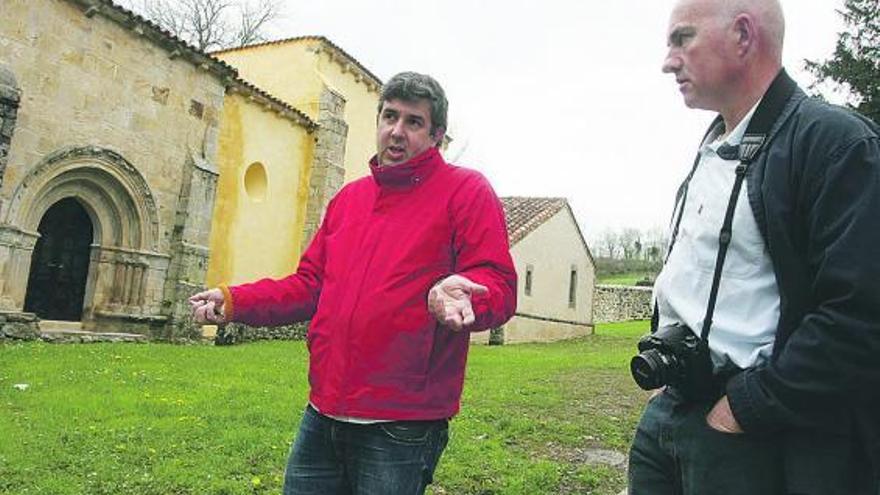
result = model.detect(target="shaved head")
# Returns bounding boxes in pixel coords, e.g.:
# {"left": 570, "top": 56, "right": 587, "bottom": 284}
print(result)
{"left": 722, "top": 0, "right": 785, "bottom": 60}
{"left": 671, "top": 0, "right": 785, "bottom": 61}
{"left": 664, "top": 0, "right": 786, "bottom": 127}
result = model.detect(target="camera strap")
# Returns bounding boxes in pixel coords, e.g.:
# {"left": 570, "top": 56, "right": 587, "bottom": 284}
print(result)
{"left": 654, "top": 70, "right": 797, "bottom": 341}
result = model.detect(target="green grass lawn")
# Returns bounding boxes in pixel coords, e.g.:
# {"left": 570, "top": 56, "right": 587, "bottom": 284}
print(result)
{"left": 597, "top": 273, "right": 653, "bottom": 286}
{"left": 0, "top": 321, "right": 650, "bottom": 495}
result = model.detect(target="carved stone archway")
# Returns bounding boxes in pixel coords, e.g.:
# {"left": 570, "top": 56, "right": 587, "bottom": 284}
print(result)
{"left": 6, "top": 146, "right": 160, "bottom": 250}
{"left": 0, "top": 147, "right": 169, "bottom": 331}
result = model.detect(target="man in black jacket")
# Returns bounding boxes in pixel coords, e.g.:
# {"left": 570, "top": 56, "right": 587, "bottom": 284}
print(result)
{"left": 627, "top": 0, "right": 880, "bottom": 493}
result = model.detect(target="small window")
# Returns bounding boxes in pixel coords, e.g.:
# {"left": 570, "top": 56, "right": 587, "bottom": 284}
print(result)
{"left": 568, "top": 266, "right": 577, "bottom": 308}
{"left": 244, "top": 162, "right": 268, "bottom": 201}
{"left": 524, "top": 265, "right": 533, "bottom": 296}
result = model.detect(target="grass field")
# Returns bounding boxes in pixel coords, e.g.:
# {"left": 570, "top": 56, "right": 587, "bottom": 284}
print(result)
{"left": 0, "top": 321, "right": 649, "bottom": 495}
{"left": 596, "top": 273, "right": 654, "bottom": 287}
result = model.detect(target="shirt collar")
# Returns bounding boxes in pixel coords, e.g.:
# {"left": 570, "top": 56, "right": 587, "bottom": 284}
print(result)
{"left": 369, "top": 147, "right": 444, "bottom": 188}
{"left": 702, "top": 99, "right": 762, "bottom": 157}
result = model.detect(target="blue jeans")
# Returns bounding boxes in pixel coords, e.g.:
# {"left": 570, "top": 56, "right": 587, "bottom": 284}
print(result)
{"left": 283, "top": 405, "right": 449, "bottom": 495}
{"left": 628, "top": 390, "right": 783, "bottom": 495}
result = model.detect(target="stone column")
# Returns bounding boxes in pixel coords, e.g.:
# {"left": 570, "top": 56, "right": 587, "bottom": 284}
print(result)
{"left": 0, "top": 64, "right": 21, "bottom": 194}
{"left": 302, "top": 87, "right": 348, "bottom": 249}
{"left": 0, "top": 66, "right": 26, "bottom": 312}
{"left": 0, "top": 225, "right": 39, "bottom": 311}
{"left": 160, "top": 154, "right": 218, "bottom": 340}
{"left": 0, "top": 222, "right": 40, "bottom": 340}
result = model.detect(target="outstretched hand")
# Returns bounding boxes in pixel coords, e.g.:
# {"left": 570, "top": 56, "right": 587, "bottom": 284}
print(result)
{"left": 189, "top": 288, "right": 226, "bottom": 324}
{"left": 428, "top": 274, "right": 489, "bottom": 332}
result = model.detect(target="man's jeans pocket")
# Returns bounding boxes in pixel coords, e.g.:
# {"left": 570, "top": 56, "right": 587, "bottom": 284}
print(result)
{"left": 379, "top": 420, "right": 447, "bottom": 445}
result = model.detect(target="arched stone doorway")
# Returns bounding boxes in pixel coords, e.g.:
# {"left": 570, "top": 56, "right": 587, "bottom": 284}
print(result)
{"left": 23, "top": 197, "right": 94, "bottom": 321}
{"left": 0, "top": 146, "right": 171, "bottom": 334}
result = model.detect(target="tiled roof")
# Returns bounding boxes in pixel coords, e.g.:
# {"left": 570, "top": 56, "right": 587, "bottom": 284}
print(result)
{"left": 230, "top": 78, "right": 317, "bottom": 131}
{"left": 211, "top": 35, "right": 383, "bottom": 90}
{"left": 501, "top": 197, "right": 568, "bottom": 246}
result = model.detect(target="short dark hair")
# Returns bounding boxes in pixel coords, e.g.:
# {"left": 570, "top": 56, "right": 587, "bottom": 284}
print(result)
{"left": 378, "top": 72, "right": 448, "bottom": 137}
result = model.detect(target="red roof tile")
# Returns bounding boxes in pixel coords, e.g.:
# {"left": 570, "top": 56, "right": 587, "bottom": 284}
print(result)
{"left": 501, "top": 197, "right": 568, "bottom": 246}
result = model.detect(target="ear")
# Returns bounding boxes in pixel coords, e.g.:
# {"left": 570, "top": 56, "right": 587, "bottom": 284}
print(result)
{"left": 732, "top": 13, "right": 756, "bottom": 57}
{"left": 432, "top": 127, "right": 446, "bottom": 147}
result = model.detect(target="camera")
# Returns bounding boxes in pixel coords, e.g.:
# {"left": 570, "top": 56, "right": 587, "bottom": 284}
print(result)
{"left": 630, "top": 324, "right": 716, "bottom": 401}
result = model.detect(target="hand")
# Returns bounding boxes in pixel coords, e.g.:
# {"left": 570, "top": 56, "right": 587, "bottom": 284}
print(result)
{"left": 706, "top": 395, "right": 744, "bottom": 433}
{"left": 427, "top": 275, "right": 489, "bottom": 332}
{"left": 189, "top": 288, "right": 227, "bottom": 324}
{"left": 648, "top": 387, "right": 666, "bottom": 402}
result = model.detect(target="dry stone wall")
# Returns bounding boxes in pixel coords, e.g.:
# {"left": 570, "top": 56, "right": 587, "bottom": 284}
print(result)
{"left": 593, "top": 285, "right": 652, "bottom": 323}
{"left": 0, "top": 311, "right": 38, "bottom": 340}
{"left": 214, "top": 322, "right": 308, "bottom": 345}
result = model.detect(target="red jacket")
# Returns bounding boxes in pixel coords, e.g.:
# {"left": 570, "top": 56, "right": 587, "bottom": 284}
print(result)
{"left": 223, "top": 148, "right": 516, "bottom": 420}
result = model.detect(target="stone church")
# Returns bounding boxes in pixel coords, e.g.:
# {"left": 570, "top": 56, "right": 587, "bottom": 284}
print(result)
{"left": 0, "top": 0, "right": 378, "bottom": 340}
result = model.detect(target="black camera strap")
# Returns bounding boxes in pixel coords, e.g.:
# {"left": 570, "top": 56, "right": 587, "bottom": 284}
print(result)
{"left": 698, "top": 146, "right": 758, "bottom": 339}
{"left": 654, "top": 70, "right": 797, "bottom": 343}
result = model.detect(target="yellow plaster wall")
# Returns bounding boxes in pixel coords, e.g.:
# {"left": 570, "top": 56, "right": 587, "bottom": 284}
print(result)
{"left": 214, "top": 39, "right": 380, "bottom": 182}
{"left": 215, "top": 43, "right": 323, "bottom": 116}
{"left": 206, "top": 92, "right": 314, "bottom": 286}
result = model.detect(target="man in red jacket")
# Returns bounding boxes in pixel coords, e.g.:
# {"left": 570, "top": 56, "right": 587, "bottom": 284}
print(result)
{"left": 190, "top": 72, "right": 517, "bottom": 495}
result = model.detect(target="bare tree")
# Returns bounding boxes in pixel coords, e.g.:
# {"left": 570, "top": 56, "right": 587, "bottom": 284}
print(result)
{"left": 236, "top": 0, "right": 282, "bottom": 47}
{"left": 598, "top": 228, "right": 620, "bottom": 259}
{"left": 643, "top": 226, "right": 669, "bottom": 262}
{"left": 120, "top": 0, "right": 282, "bottom": 51}
{"left": 619, "top": 228, "right": 641, "bottom": 260}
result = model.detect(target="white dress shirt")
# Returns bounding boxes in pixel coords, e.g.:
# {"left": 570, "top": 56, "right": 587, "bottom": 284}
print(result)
{"left": 654, "top": 104, "right": 780, "bottom": 370}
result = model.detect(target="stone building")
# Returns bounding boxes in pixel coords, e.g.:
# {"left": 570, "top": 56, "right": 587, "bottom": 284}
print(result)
{"left": 0, "top": 0, "right": 349, "bottom": 340}
{"left": 473, "top": 197, "right": 597, "bottom": 344}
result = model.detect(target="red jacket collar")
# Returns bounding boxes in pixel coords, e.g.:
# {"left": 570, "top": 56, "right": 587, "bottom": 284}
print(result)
{"left": 369, "top": 147, "right": 444, "bottom": 188}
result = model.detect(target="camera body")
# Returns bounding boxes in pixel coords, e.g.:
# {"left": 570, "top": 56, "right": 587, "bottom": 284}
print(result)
{"left": 630, "top": 324, "right": 717, "bottom": 402}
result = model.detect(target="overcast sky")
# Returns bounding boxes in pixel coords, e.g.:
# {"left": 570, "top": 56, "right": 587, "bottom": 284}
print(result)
{"left": 265, "top": 1, "right": 847, "bottom": 240}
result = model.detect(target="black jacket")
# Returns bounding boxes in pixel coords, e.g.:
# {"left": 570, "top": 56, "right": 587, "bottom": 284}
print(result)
{"left": 721, "top": 71, "right": 880, "bottom": 494}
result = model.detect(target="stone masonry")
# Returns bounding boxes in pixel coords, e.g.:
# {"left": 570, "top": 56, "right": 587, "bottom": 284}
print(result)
{"left": 0, "top": 64, "right": 20, "bottom": 192}
{"left": 0, "top": 0, "right": 230, "bottom": 340}
{"left": 0, "top": 1, "right": 355, "bottom": 342}
{"left": 159, "top": 154, "right": 219, "bottom": 341}
{"left": 302, "top": 88, "right": 348, "bottom": 248}
{"left": 0, "top": 310, "right": 39, "bottom": 341}
{"left": 593, "top": 285, "right": 653, "bottom": 323}
{"left": 215, "top": 321, "right": 308, "bottom": 345}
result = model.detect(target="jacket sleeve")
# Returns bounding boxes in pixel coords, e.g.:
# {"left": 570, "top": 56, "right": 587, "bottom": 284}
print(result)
{"left": 448, "top": 172, "right": 518, "bottom": 332}
{"left": 223, "top": 202, "right": 333, "bottom": 327}
{"left": 727, "top": 133, "right": 880, "bottom": 433}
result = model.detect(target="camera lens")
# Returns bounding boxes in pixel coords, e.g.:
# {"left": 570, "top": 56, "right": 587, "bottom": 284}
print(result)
{"left": 630, "top": 349, "right": 673, "bottom": 390}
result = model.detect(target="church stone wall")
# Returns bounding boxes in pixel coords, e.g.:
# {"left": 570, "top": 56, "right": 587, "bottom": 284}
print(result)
{"left": 0, "top": 0, "right": 229, "bottom": 338}
{"left": 0, "top": 64, "right": 20, "bottom": 191}
{"left": 0, "top": 0, "right": 225, "bottom": 242}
